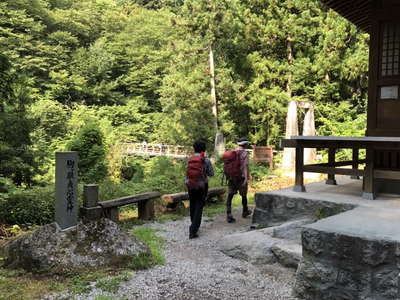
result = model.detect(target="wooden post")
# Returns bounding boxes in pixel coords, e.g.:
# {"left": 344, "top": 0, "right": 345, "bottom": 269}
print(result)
{"left": 293, "top": 147, "right": 305, "bottom": 192}
{"left": 326, "top": 148, "right": 337, "bottom": 185}
{"left": 363, "top": 147, "right": 375, "bottom": 200}
{"left": 351, "top": 148, "right": 360, "bottom": 180}
{"left": 138, "top": 199, "right": 155, "bottom": 220}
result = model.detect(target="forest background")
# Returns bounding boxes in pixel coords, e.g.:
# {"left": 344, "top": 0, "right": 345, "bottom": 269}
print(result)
{"left": 0, "top": 0, "right": 369, "bottom": 226}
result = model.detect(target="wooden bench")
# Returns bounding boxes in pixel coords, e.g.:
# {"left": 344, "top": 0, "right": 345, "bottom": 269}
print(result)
{"left": 162, "top": 187, "right": 226, "bottom": 207}
{"left": 99, "top": 192, "right": 160, "bottom": 222}
{"left": 80, "top": 184, "right": 160, "bottom": 222}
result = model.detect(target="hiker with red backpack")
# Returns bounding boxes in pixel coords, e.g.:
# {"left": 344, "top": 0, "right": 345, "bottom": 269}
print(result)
{"left": 222, "top": 138, "right": 252, "bottom": 223}
{"left": 186, "top": 140, "right": 214, "bottom": 239}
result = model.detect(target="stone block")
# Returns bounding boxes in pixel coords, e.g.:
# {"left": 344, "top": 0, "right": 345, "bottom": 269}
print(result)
{"left": 254, "top": 193, "right": 273, "bottom": 210}
{"left": 372, "top": 266, "right": 399, "bottom": 299}
{"left": 271, "top": 242, "right": 302, "bottom": 268}
{"left": 302, "top": 228, "right": 324, "bottom": 256}
{"left": 83, "top": 184, "right": 99, "bottom": 208}
{"left": 252, "top": 207, "right": 271, "bottom": 226}
{"left": 80, "top": 206, "right": 102, "bottom": 221}
{"left": 272, "top": 217, "right": 314, "bottom": 241}
{"left": 218, "top": 229, "right": 278, "bottom": 265}
{"left": 360, "top": 240, "right": 396, "bottom": 267}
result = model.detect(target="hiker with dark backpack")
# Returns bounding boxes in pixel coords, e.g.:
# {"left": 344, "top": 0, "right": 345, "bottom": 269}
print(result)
{"left": 186, "top": 140, "right": 214, "bottom": 239}
{"left": 222, "top": 138, "right": 252, "bottom": 223}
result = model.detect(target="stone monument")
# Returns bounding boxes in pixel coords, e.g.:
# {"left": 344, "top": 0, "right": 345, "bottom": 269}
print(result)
{"left": 55, "top": 152, "right": 78, "bottom": 230}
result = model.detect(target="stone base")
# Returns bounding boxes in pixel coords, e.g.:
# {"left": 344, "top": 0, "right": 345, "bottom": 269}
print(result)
{"left": 252, "top": 191, "right": 355, "bottom": 227}
{"left": 2, "top": 218, "right": 150, "bottom": 273}
{"left": 295, "top": 218, "right": 400, "bottom": 299}
{"left": 80, "top": 206, "right": 103, "bottom": 220}
{"left": 254, "top": 180, "right": 400, "bottom": 299}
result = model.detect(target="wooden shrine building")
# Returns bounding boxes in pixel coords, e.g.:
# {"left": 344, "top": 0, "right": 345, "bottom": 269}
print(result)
{"left": 282, "top": 0, "right": 400, "bottom": 199}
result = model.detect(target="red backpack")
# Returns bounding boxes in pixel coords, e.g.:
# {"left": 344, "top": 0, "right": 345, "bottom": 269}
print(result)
{"left": 222, "top": 150, "right": 241, "bottom": 178}
{"left": 186, "top": 153, "right": 205, "bottom": 189}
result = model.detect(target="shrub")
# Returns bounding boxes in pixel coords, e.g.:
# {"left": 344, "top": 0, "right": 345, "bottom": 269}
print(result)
{"left": 67, "top": 122, "right": 108, "bottom": 183}
{"left": 120, "top": 160, "right": 144, "bottom": 182}
{"left": 142, "top": 156, "right": 186, "bottom": 194}
{"left": 0, "top": 185, "right": 54, "bottom": 225}
{"left": 249, "top": 161, "right": 272, "bottom": 181}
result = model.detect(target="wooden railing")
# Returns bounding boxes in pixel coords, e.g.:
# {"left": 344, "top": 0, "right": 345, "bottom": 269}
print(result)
{"left": 120, "top": 143, "right": 191, "bottom": 158}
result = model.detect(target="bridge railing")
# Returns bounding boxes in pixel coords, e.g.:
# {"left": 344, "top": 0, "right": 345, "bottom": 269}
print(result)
{"left": 120, "top": 143, "right": 191, "bottom": 158}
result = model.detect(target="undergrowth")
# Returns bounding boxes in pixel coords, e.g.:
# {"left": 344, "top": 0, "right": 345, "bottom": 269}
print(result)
{"left": 130, "top": 227, "right": 165, "bottom": 268}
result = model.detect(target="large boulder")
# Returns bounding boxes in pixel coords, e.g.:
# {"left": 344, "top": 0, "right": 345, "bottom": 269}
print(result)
{"left": 218, "top": 229, "right": 280, "bottom": 265}
{"left": 219, "top": 218, "right": 311, "bottom": 267}
{"left": 270, "top": 217, "right": 314, "bottom": 242}
{"left": 2, "top": 218, "right": 149, "bottom": 273}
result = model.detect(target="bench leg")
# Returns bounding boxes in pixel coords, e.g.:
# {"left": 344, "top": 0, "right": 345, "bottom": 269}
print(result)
{"left": 351, "top": 148, "right": 360, "bottom": 180}
{"left": 362, "top": 147, "right": 375, "bottom": 200}
{"left": 104, "top": 207, "right": 119, "bottom": 222}
{"left": 294, "top": 147, "right": 306, "bottom": 192}
{"left": 326, "top": 148, "right": 337, "bottom": 185}
{"left": 138, "top": 199, "right": 155, "bottom": 220}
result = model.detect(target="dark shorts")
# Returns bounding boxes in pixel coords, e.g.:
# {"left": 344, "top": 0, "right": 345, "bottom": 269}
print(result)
{"left": 227, "top": 176, "right": 248, "bottom": 196}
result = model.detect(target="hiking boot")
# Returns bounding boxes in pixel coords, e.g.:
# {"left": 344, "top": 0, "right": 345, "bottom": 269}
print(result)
{"left": 189, "top": 233, "right": 199, "bottom": 239}
{"left": 227, "top": 215, "right": 236, "bottom": 223}
{"left": 242, "top": 208, "right": 252, "bottom": 218}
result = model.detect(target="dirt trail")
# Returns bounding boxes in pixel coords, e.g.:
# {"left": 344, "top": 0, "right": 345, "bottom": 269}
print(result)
{"left": 77, "top": 207, "right": 299, "bottom": 300}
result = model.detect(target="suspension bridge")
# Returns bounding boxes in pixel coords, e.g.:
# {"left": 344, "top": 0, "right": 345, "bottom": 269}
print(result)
{"left": 120, "top": 143, "right": 191, "bottom": 159}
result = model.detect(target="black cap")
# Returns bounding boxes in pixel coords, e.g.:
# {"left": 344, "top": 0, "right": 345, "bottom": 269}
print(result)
{"left": 237, "top": 138, "right": 251, "bottom": 147}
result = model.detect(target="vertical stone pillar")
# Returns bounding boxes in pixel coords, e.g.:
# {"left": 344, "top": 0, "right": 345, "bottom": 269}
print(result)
{"left": 214, "top": 132, "right": 225, "bottom": 157}
{"left": 81, "top": 184, "right": 102, "bottom": 220}
{"left": 303, "top": 105, "right": 316, "bottom": 164}
{"left": 282, "top": 100, "right": 298, "bottom": 170}
{"left": 55, "top": 152, "right": 79, "bottom": 230}
{"left": 83, "top": 184, "right": 99, "bottom": 208}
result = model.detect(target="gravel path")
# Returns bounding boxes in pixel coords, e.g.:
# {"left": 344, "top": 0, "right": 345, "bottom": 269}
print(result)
{"left": 77, "top": 208, "right": 299, "bottom": 300}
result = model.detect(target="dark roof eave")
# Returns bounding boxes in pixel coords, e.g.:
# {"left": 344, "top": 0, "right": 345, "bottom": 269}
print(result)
{"left": 321, "top": 0, "right": 372, "bottom": 33}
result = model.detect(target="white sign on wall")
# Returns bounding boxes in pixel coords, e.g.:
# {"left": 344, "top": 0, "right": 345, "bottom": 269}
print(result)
{"left": 380, "top": 86, "right": 399, "bottom": 99}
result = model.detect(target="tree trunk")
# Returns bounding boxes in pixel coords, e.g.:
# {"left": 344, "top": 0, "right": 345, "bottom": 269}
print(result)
{"left": 209, "top": 44, "right": 218, "bottom": 133}
{"left": 209, "top": 44, "right": 223, "bottom": 156}
{"left": 286, "top": 38, "right": 293, "bottom": 97}
{"left": 303, "top": 104, "right": 316, "bottom": 164}
{"left": 282, "top": 37, "right": 298, "bottom": 170}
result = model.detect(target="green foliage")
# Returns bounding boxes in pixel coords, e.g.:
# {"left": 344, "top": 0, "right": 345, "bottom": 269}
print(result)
{"left": 130, "top": 227, "right": 165, "bottom": 268}
{"left": 249, "top": 162, "right": 273, "bottom": 181}
{"left": 0, "top": 0, "right": 370, "bottom": 225}
{"left": 67, "top": 122, "right": 108, "bottom": 183}
{"left": 97, "top": 179, "right": 147, "bottom": 202}
{"left": 0, "top": 55, "right": 37, "bottom": 186}
{"left": 142, "top": 156, "right": 186, "bottom": 194}
{"left": 0, "top": 185, "right": 54, "bottom": 225}
{"left": 314, "top": 207, "right": 327, "bottom": 220}
{"left": 95, "top": 271, "right": 131, "bottom": 293}
{"left": 317, "top": 101, "right": 366, "bottom": 161}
